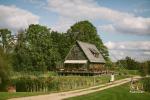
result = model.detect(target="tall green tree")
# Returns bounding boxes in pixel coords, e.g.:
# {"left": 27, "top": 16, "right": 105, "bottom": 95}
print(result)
{"left": 147, "top": 61, "right": 150, "bottom": 74}
{"left": 0, "top": 29, "right": 13, "bottom": 53}
{"left": 13, "top": 31, "right": 29, "bottom": 71}
{"left": 66, "top": 20, "right": 109, "bottom": 61}
{"left": 139, "top": 61, "right": 150, "bottom": 76}
{"left": 14, "top": 24, "right": 60, "bottom": 71}
{"left": 0, "top": 47, "right": 11, "bottom": 91}
{"left": 51, "top": 31, "right": 71, "bottom": 62}
{"left": 116, "top": 56, "right": 139, "bottom": 70}
{"left": 125, "top": 56, "right": 139, "bottom": 70}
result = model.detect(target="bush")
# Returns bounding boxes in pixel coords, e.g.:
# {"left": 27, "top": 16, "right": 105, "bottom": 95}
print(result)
{"left": 142, "top": 77, "right": 150, "bottom": 92}
{"left": 13, "top": 76, "right": 54, "bottom": 92}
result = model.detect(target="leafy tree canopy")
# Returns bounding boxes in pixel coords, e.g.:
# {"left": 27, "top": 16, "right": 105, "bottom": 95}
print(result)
{"left": 14, "top": 24, "right": 61, "bottom": 71}
{"left": 0, "top": 47, "right": 11, "bottom": 91}
{"left": 116, "top": 56, "right": 140, "bottom": 70}
{"left": 51, "top": 31, "right": 71, "bottom": 62}
{"left": 0, "top": 29, "right": 13, "bottom": 53}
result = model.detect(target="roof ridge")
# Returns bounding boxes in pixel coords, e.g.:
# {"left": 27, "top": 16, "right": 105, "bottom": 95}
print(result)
{"left": 76, "top": 40, "right": 95, "bottom": 46}
{"left": 76, "top": 40, "right": 91, "bottom": 62}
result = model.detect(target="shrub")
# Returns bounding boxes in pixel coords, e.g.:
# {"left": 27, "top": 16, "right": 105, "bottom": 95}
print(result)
{"left": 0, "top": 48, "right": 11, "bottom": 91}
{"left": 142, "top": 77, "right": 150, "bottom": 92}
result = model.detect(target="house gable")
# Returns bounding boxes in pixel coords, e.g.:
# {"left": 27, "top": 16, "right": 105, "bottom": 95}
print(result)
{"left": 65, "top": 43, "right": 87, "bottom": 61}
{"left": 64, "top": 41, "right": 105, "bottom": 64}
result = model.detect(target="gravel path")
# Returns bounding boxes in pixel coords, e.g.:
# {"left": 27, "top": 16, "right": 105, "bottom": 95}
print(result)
{"left": 9, "top": 76, "right": 141, "bottom": 100}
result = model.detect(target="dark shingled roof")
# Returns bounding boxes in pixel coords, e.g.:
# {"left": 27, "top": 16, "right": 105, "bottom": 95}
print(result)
{"left": 77, "top": 41, "right": 105, "bottom": 63}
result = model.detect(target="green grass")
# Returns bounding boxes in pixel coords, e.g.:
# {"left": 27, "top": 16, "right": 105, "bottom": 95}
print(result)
{"left": 0, "top": 75, "right": 129, "bottom": 100}
{"left": 66, "top": 83, "right": 150, "bottom": 100}
{"left": 127, "top": 70, "right": 141, "bottom": 75}
{"left": 0, "top": 92, "right": 48, "bottom": 100}
{"left": 117, "top": 69, "right": 140, "bottom": 76}
{"left": 115, "top": 74, "right": 129, "bottom": 80}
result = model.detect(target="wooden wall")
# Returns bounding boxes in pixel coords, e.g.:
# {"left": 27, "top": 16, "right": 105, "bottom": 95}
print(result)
{"left": 89, "top": 63, "right": 105, "bottom": 72}
{"left": 65, "top": 44, "right": 87, "bottom": 60}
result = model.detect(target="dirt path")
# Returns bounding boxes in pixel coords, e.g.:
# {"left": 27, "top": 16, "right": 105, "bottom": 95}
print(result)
{"left": 9, "top": 76, "right": 141, "bottom": 100}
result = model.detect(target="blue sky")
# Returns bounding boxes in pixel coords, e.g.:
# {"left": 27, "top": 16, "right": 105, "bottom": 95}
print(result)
{"left": 0, "top": 0, "right": 150, "bottom": 61}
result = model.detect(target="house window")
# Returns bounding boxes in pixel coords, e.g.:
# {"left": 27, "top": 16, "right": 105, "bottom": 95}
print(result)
{"left": 73, "top": 47, "right": 78, "bottom": 58}
{"left": 89, "top": 48, "right": 99, "bottom": 58}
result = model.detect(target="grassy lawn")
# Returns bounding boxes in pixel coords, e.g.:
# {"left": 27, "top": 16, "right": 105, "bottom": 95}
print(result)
{"left": 66, "top": 83, "right": 150, "bottom": 100}
{"left": 0, "top": 92, "right": 48, "bottom": 100}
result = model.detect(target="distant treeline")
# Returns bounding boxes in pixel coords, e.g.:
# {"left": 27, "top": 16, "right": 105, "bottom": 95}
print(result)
{"left": 116, "top": 56, "right": 150, "bottom": 76}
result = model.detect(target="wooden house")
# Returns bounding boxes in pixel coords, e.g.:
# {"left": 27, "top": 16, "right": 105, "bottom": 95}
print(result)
{"left": 62, "top": 41, "right": 106, "bottom": 74}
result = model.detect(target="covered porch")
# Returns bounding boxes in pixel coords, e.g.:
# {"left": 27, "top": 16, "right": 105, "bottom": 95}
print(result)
{"left": 63, "top": 60, "right": 88, "bottom": 71}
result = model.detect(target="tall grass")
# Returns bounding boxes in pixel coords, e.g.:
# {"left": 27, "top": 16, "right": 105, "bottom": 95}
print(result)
{"left": 10, "top": 72, "right": 128, "bottom": 92}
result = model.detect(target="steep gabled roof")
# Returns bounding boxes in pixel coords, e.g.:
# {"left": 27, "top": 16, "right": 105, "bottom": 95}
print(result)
{"left": 77, "top": 41, "right": 105, "bottom": 63}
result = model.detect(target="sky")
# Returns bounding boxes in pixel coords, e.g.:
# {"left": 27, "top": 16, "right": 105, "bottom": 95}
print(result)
{"left": 0, "top": 0, "right": 150, "bottom": 61}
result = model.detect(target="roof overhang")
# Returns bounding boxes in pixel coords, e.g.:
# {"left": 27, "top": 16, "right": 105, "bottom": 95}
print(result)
{"left": 64, "top": 60, "right": 87, "bottom": 64}
{"left": 90, "top": 61, "right": 106, "bottom": 64}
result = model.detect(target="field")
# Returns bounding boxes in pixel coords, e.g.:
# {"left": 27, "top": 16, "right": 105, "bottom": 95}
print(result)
{"left": 10, "top": 71, "right": 129, "bottom": 92}
{"left": 66, "top": 83, "right": 150, "bottom": 100}
{"left": 0, "top": 75, "right": 128, "bottom": 100}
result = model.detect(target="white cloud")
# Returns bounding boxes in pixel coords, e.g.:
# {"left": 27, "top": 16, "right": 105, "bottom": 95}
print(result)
{"left": 47, "top": 0, "right": 150, "bottom": 34}
{"left": 105, "top": 41, "right": 150, "bottom": 50}
{"left": 98, "top": 24, "right": 116, "bottom": 33}
{"left": 51, "top": 17, "right": 75, "bottom": 32}
{"left": 104, "top": 41, "right": 150, "bottom": 62}
{"left": 0, "top": 5, "right": 39, "bottom": 32}
{"left": 143, "top": 51, "right": 150, "bottom": 55}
